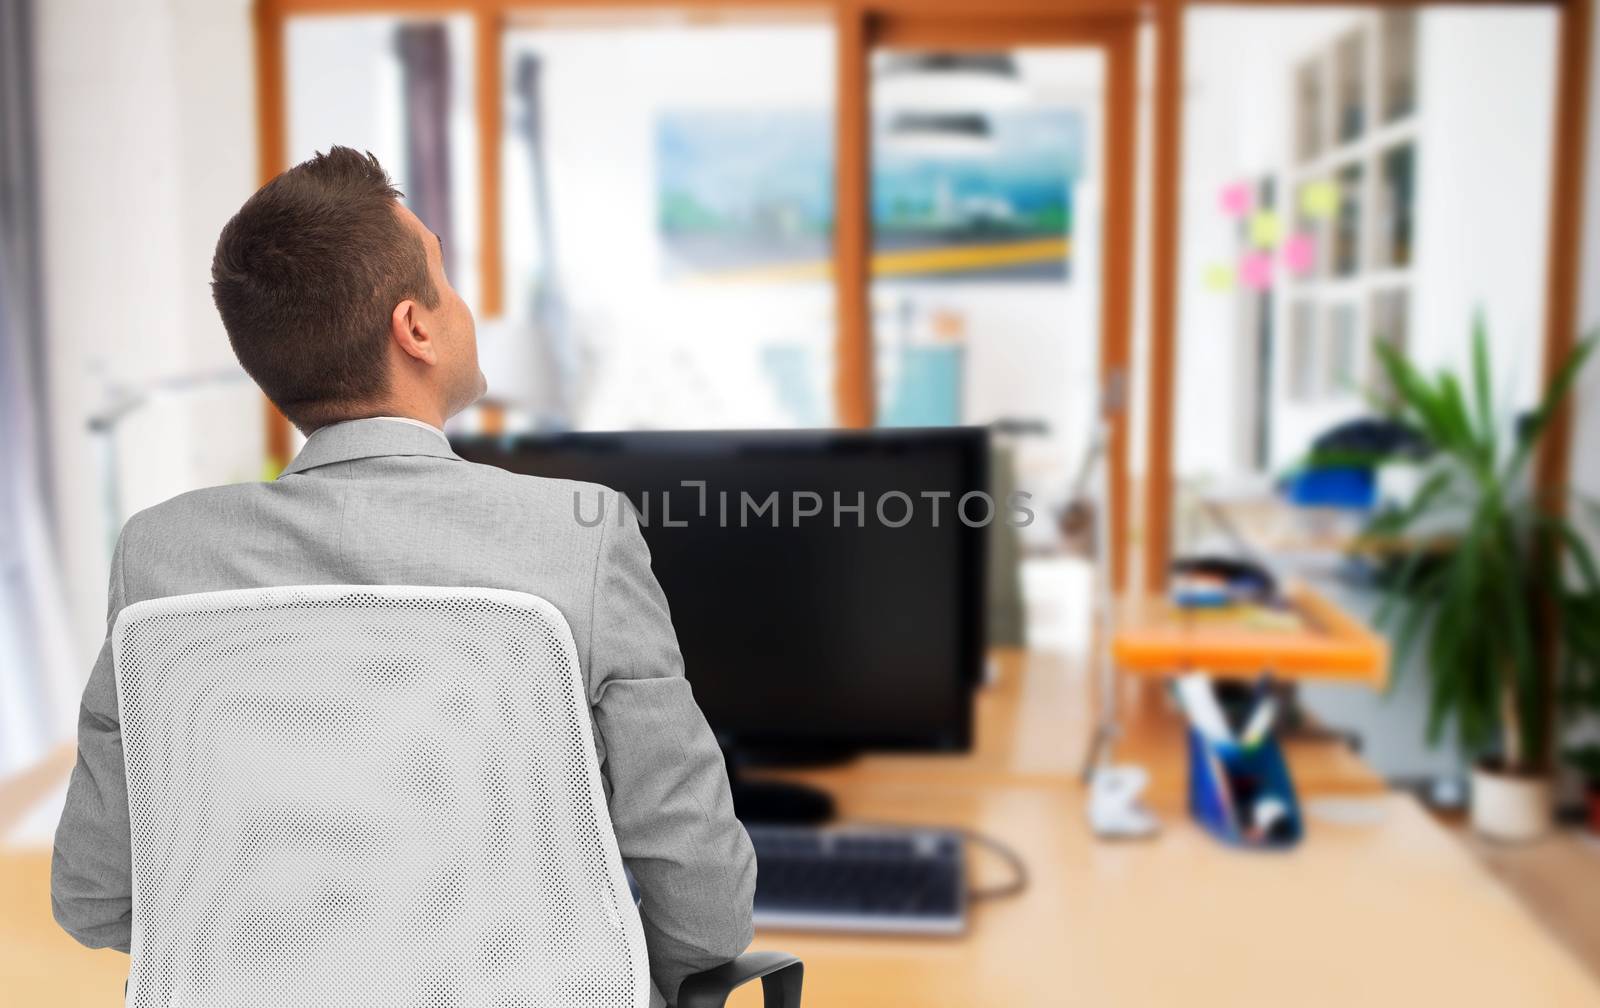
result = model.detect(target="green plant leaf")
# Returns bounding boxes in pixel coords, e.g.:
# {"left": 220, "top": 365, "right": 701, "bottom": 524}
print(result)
{"left": 1386, "top": 594, "right": 1434, "bottom": 696}
{"left": 1538, "top": 513, "right": 1600, "bottom": 595}
{"left": 1495, "top": 523, "right": 1542, "bottom": 769}
{"left": 1363, "top": 323, "right": 1600, "bottom": 767}
{"left": 1437, "top": 372, "right": 1478, "bottom": 463}
{"left": 1375, "top": 341, "right": 1451, "bottom": 448}
{"left": 1471, "top": 311, "right": 1497, "bottom": 463}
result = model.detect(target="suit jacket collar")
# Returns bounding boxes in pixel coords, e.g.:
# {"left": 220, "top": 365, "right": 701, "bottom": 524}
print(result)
{"left": 279, "top": 417, "right": 462, "bottom": 477}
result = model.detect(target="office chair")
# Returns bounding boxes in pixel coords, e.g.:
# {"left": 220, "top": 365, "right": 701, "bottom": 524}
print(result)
{"left": 113, "top": 584, "right": 800, "bottom": 1008}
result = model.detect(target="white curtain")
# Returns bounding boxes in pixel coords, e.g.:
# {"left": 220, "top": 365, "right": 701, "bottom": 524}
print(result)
{"left": 0, "top": 0, "right": 76, "bottom": 775}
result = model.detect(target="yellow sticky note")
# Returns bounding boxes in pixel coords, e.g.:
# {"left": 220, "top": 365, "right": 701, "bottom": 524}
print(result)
{"left": 1249, "top": 211, "right": 1281, "bottom": 249}
{"left": 1299, "top": 180, "right": 1339, "bottom": 220}
{"left": 1203, "top": 263, "right": 1234, "bottom": 291}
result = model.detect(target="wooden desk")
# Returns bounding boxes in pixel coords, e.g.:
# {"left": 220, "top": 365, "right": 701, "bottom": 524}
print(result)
{"left": 4, "top": 649, "right": 1595, "bottom": 1006}
{"left": 758, "top": 650, "right": 1382, "bottom": 807}
{"left": 749, "top": 649, "right": 1593, "bottom": 1006}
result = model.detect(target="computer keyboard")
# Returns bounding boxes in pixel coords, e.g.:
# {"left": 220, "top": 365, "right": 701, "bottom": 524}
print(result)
{"left": 746, "top": 824, "right": 966, "bottom": 934}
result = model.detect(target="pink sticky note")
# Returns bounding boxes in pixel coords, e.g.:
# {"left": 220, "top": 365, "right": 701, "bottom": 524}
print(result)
{"left": 1240, "top": 251, "right": 1273, "bottom": 291}
{"left": 1220, "top": 182, "right": 1252, "bottom": 218}
{"left": 1282, "top": 233, "right": 1315, "bottom": 275}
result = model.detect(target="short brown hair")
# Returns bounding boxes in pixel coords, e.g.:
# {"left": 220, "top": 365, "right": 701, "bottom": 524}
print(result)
{"left": 211, "top": 147, "right": 438, "bottom": 431}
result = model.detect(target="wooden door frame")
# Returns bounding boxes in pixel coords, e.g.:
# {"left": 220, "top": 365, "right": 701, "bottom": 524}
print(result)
{"left": 1140, "top": 0, "right": 1595, "bottom": 591}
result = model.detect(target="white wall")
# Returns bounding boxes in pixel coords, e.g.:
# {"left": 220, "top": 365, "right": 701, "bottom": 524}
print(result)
{"left": 34, "top": 0, "right": 260, "bottom": 723}
{"left": 1177, "top": 10, "right": 1358, "bottom": 481}
{"left": 1176, "top": 8, "right": 1556, "bottom": 482}
{"left": 1411, "top": 9, "right": 1556, "bottom": 409}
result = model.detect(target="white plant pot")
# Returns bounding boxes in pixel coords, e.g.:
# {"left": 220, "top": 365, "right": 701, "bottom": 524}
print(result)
{"left": 1470, "top": 765, "right": 1551, "bottom": 842}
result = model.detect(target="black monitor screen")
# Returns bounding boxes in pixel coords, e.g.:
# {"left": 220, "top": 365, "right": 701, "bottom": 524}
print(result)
{"left": 453, "top": 428, "right": 987, "bottom": 754}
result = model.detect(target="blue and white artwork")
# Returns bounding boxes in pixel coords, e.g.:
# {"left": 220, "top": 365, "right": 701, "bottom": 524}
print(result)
{"left": 656, "top": 107, "right": 1084, "bottom": 282}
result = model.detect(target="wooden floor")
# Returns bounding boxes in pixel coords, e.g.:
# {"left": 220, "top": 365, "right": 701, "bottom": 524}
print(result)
{"left": 1453, "top": 825, "right": 1600, "bottom": 987}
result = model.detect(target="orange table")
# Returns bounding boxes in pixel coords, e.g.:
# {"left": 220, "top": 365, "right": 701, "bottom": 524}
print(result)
{"left": 1112, "top": 583, "right": 1389, "bottom": 688}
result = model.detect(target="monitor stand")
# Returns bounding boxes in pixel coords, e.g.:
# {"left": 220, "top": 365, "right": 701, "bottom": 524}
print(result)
{"left": 730, "top": 777, "right": 835, "bottom": 825}
{"left": 722, "top": 744, "right": 841, "bottom": 825}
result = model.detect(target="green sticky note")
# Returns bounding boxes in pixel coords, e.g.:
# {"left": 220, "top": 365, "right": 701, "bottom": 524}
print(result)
{"left": 1203, "top": 263, "right": 1234, "bottom": 291}
{"left": 1249, "top": 211, "right": 1281, "bottom": 249}
{"left": 1299, "top": 180, "right": 1339, "bottom": 219}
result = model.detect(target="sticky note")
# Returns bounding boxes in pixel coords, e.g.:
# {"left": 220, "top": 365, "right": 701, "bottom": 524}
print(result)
{"left": 1220, "top": 182, "right": 1251, "bottom": 218}
{"left": 1299, "top": 180, "right": 1338, "bottom": 219}
{"left": 1282, "top": 233, "right": 1316, "bottom": 275}
{"left": 1204, "top": 263, "right": 1235, "bottom": 291}
{"left": 1240, "top": 251, "right": 1273, "bottom": 291}
{"left": 1249, "top": 211, "right": 1281, "bottom": 249}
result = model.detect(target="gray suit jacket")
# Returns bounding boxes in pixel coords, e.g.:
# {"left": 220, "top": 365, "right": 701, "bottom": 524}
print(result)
{"left": 51, "top": 417, "right": 757, "bottom": 1008}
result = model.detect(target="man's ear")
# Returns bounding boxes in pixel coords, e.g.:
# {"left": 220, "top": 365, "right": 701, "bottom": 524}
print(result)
{"left": 390, "top": 298, "right": 437, "bottom": 365}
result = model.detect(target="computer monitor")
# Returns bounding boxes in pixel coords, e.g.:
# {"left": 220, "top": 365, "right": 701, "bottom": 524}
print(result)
{"left": 453, "top": 428, "right": 988, "bottom": 772}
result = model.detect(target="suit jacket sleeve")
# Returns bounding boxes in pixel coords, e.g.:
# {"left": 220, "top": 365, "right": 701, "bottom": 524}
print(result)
{"left": 587, "top": 494, "right": 757, "bottom": 1005}
{"left": 51, "top": 521, "right": 135, "bottom": 951}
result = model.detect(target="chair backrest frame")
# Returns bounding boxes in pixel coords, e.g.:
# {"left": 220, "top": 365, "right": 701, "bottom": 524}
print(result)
{"left": 113, "top": 584, "right": 650, "bottom": 1008}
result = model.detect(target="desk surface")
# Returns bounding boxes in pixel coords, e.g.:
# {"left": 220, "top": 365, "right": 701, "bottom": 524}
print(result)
{"left": 751, "top": 649, "right": 1596, "bottom": 1006}
{"left": 759, "top": 649, "right": 1384, "bottom": 807}
{"left": 3, "top": 649, "right": 1596, "bottom": 1006}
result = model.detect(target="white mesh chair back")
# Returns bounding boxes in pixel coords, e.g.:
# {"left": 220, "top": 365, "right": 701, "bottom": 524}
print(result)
{"left": 113, "top": 585, "right": 650, "bottom": 1008}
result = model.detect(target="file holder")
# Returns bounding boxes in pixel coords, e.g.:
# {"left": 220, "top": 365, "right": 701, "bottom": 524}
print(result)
{"left": 1186, "top": 727, "right": 1303, "bottom": 849}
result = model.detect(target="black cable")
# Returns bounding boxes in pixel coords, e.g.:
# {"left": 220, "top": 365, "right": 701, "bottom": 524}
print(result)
{"left": 840, "top": 820, "right": 1029, "bottom": 904}
{"left": 954, "top": 825, "right": 1029, "bottom": 903}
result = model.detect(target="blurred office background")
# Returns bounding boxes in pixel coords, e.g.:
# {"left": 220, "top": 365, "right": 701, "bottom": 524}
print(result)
{"left": 7, "top": 0, "right": 1600, "bottom": 1003}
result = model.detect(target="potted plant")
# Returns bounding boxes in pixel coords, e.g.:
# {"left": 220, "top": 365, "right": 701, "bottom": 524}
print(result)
{"left": 1361, "top": 318, "right": 1598, "bottom": 842}
{"left": 1565, "top": 745, "right": 1600, "bottom": 835}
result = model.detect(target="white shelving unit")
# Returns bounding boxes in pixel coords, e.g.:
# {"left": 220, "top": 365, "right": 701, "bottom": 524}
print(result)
{"left": 1281, "top": 9, "right": 1418, "bottom": 411}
